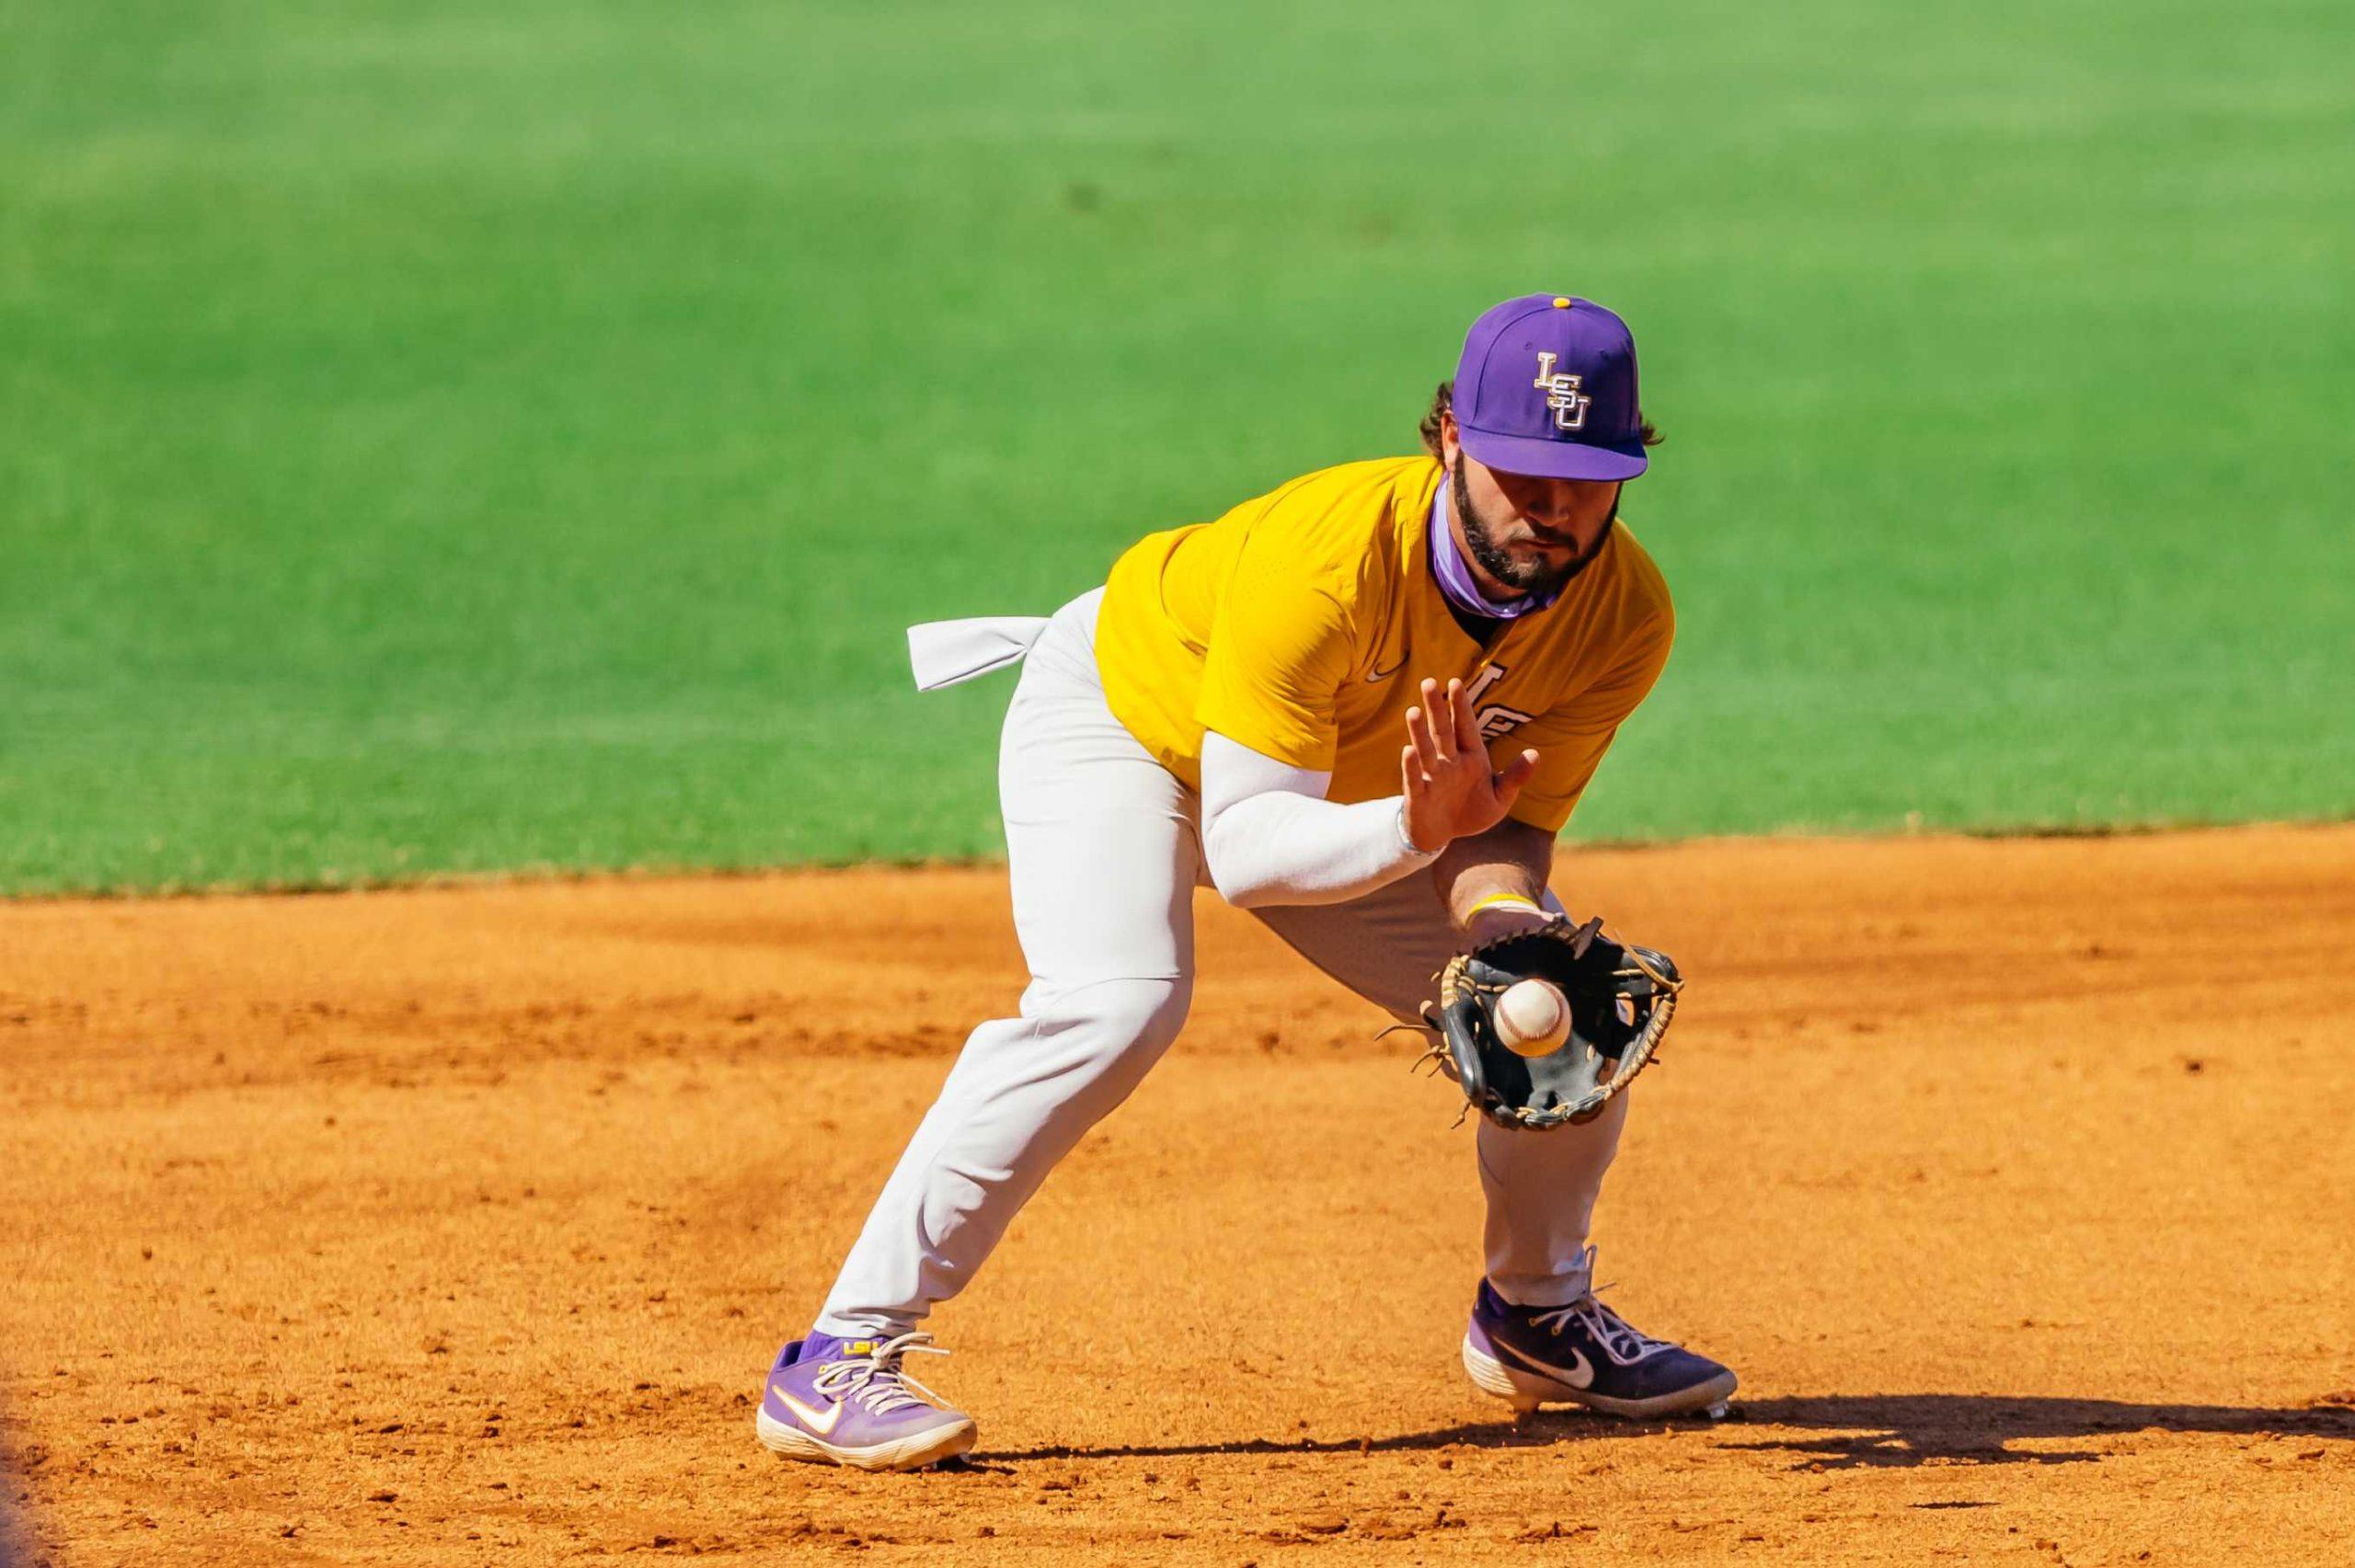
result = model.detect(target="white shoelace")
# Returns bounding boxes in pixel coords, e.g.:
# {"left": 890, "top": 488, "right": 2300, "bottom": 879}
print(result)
{"left": 1529, "top": 1293, "right": 1670, "bottom": 1368}
{"left": 810, "top": 1331, "right": 954, "bottom": 1415}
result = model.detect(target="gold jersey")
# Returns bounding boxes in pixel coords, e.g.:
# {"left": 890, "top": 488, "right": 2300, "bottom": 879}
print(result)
{"left": 1093, "top": 456, "right": 1673, "bottom": 834}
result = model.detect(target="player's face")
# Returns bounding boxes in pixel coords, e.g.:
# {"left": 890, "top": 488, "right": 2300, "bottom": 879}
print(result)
{"left": 1444, "top": 434, "right": 1622, "bottom": 598}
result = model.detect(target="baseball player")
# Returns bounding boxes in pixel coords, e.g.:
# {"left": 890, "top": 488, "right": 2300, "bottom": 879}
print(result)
{"left": 757, "top": 295, "right": 1735, "bottom": 1471}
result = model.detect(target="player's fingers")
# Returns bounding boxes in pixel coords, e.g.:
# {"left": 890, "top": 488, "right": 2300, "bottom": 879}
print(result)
{"left": 1449, "top": 677, "right": 1483, "bottom": 753}
{"left": 1423, "top": 680, "right": 1455, "bottom": 762}
{"left": 1493, "top": 747, "right": 1541, "bottom": 803}
{"left": 1405, "top": 704, "right": 1441, "bottom": 774}
{"left": 1407, "top": 688, "right": 1439, "bottom": 767}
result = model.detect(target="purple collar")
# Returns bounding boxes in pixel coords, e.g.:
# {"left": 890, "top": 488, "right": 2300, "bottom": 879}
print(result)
{"left": 1429, "top": 483, "right": 1561, "bottom": 621}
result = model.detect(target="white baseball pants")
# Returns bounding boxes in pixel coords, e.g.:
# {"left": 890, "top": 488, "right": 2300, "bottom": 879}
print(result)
{"left": 815, "top": 589, "right": 1627, "bottom": 1338}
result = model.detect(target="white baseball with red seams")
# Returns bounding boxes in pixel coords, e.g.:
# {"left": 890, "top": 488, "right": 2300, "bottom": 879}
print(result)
{"left": 1495, "top": 978, "right": 1571, "bottom": 1057}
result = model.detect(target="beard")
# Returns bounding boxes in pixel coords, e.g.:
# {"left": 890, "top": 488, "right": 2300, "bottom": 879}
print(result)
{"left": 1452, "top": 456, "right": 1615, "bottom": 599}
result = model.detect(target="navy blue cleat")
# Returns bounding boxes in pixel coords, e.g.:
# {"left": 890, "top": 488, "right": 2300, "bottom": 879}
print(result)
{"left": 1462, "top": 1276, "right": 1736, "bottom": 1420}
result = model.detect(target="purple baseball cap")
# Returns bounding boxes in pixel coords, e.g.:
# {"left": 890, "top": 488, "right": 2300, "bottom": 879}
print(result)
{"left": 1452, "top": 294, "right": 1648, "bottom": 481}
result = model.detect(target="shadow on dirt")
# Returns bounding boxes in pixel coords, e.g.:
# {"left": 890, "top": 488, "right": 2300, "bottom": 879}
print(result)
{"left": 984, "top": 1393, "right": 2355, "bottom": 1471}
{"left": 0, "top": 1402, "right": 31, "bottom": 1568}
{"left": 1709, "top": 1394, "right": 2355, "bottom": 1469}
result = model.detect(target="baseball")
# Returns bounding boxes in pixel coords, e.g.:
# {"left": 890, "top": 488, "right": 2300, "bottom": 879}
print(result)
{"left": 1494, "top": 979, "right": 1571, "bottom": 1057}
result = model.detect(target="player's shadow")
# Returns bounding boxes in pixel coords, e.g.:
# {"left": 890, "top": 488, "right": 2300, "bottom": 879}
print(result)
{"left": 981, "top": 1393, "right": 2355, "bottom": 1471}
{"left": 1693, "top": 1393, "right": 2354, "bottom": 1470}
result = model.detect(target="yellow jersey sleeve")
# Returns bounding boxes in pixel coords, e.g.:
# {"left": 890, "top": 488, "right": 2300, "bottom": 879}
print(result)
{"left": 1192, "top": 536, "right": 1358, "bottom": 773}
{"left": 1503, "top": 608, "right": 1674, "bottom": 833}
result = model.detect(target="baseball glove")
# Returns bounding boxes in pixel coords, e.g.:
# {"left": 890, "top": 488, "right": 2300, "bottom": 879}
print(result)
{"left": 1418, "top": 915, "right": 1683, "bottom": 1130}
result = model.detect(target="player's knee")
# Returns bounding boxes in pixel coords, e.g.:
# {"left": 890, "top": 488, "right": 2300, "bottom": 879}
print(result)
{"left": 991, "top": 977, "right": 1189, "bottom": 1116}
{"left": 1081, "top": 976, "right": 1190, "bottom": 1058}
{"left": 992, "top": 976, "right": 1190, "bottom": 1089}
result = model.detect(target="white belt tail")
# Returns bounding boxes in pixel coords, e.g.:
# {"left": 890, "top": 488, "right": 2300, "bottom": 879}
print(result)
{"left": 905, "top": 616, "right": 1054, "bottom": 692}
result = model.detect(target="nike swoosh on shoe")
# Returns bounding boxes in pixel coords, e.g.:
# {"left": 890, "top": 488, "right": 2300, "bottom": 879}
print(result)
{"left": 774, "top": 1388, "right": 844, "bottom": 1436}
{"left": 1495, "top": 1339, "right": 1595, "bottom": 1389}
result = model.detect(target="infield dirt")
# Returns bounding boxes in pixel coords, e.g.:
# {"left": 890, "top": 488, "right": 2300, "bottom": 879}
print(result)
{"left": 4, "top": 827, "right": 2352, "bottom": 1565}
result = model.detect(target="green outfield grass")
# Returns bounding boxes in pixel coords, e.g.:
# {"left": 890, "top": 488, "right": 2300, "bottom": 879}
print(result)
{"left": 4, "top": 0, "right": 2350, "bottom": 893}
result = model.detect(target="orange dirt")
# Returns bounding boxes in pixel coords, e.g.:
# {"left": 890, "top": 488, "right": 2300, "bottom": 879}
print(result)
{"left": 3, "top": 826, "right": 2353, "bottom": 1566}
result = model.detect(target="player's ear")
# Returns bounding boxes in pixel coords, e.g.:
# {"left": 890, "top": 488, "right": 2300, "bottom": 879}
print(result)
{"left": 1438, "top": 408, "right": 1461, "bottom": 464}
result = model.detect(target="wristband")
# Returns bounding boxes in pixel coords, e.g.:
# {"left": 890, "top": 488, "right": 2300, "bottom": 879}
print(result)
{"left": 1395, "top": 800, "right": 1441, "bottom": 859}
{"left": 1466, "top": 892, "right": 1546, "bottom": 921}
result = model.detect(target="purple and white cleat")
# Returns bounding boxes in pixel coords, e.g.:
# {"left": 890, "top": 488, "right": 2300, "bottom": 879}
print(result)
{"left": 1462, "top": 1278, "right": 1736, "bottom": 1420}
{"left": 755, "top": 1331, "right": 977, "bottom": 1471}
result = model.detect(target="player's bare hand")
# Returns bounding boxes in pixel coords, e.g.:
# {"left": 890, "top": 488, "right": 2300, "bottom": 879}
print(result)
{"left": 1399, "top": 677, "right": 1540, "bottom": 853}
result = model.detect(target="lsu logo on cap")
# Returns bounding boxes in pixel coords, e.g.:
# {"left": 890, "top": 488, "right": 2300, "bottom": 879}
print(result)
{"left": 1532, "top": 351, "right": 1591, "bottom": 432}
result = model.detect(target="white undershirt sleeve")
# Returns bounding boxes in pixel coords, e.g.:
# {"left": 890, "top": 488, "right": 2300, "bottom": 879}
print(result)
{"left": 1197, "top": 730, "right": 1441, "bottom": 910}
